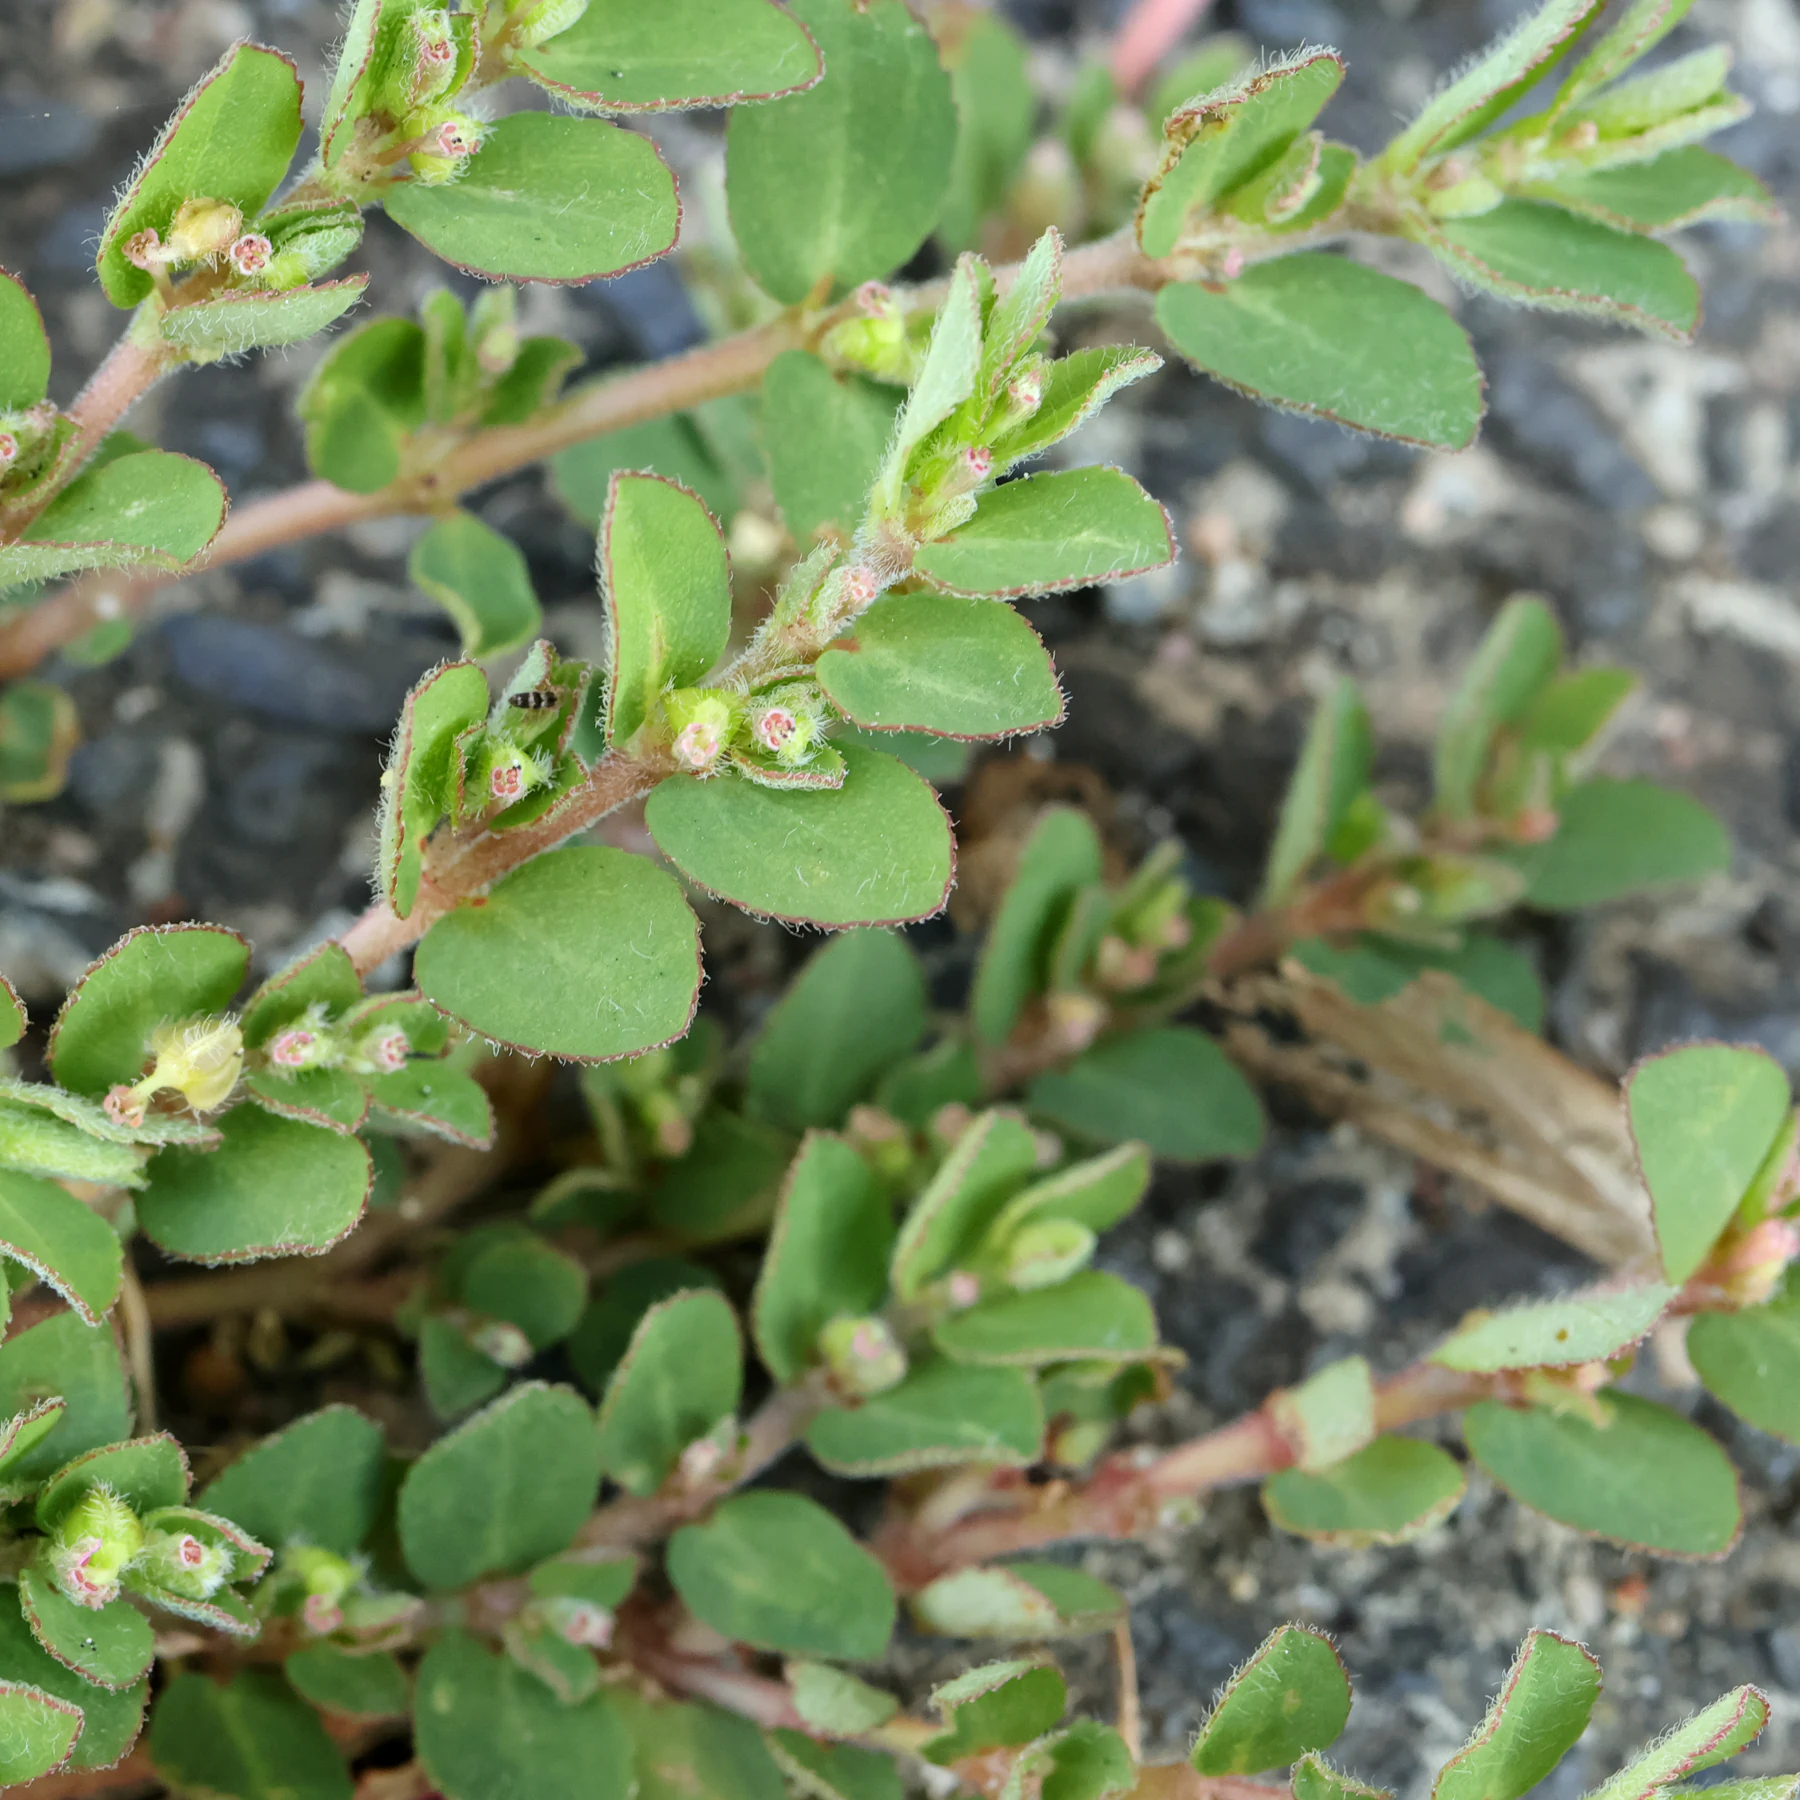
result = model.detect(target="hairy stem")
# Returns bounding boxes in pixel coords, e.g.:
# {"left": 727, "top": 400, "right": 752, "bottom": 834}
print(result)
{"left": 0, "top": 232, "right": 1159, "bottom": 682}
{"left": 879, "top": 1361, "right": 1491, "bottom": 1584}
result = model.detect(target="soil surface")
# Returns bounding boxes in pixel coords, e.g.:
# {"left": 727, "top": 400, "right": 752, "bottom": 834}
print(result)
{"left": 4, "top": 0, "right": 1800, "bottom": 1790}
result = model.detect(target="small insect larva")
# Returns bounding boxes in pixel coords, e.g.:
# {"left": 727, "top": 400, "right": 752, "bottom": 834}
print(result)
{"left": 507, "top": 688, "right": 559, "bottom": 711}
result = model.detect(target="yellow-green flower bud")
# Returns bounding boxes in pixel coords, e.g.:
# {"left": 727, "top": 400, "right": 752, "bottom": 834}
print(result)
{"left": 818, "top": 1315, "right": 908, "bottom": 1398}
{"left": 49, "top": 1487, "right": 146, "bottom": 1609}
{"left": 136, "top": 1525, "right": 231, "bottom": 1600}
{"left": 662, "top": 689, "right": 740, "bottom": 775}
{"left": 163, "top": 196, "right": 245, "bottom": 265}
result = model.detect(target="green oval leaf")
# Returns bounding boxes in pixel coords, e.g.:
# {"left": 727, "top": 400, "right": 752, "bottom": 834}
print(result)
{"left": 398, "top": 1383, "right": 600, "bottom": 1591}
{"left": 384, "top": 114, "right": 678, "bottom": 283}
{"left": 0, "top": 1170, "right": 124, "bottom": 1325}
{"left": 519, "top": 0, "right": 822, "bottom": 110}
{"left": 667, "top": 1490, "right": 896, "bottom": 1660}
{"left": 158, "top": 279, "right": 368, "bottom": 360}
{"left": 1463, "top": 1393, "right": 1741, "bottom": 1555}
{"left": 150, "top": 1671, "right": 351, "bottom": 1800}
{"left": 818, "top": 591, "right": 1062, "bottom": 740}
{"left": 1628, "top": 1044, "right": 1791, "bottom": 1285}
{"left": 138, "top": 1106, "right": 370, "bottom": 1263}
{"left": 601, "top": 471, "right": 732, "bottom": 748}
{"left": 763, "top": 350, "right": 901, "bottom": 542}
{"left": 913, "top": 467, "right": 1175, "bottom": 600}
{"left": 1155, "top": 258, "right": 1483, "bottom": 449}
{"left": 1432, "top": 1629, "right": 1600, "bottom": 1800}
{"left": 912, "top": 1562, "right": 1123, "bottom": 1641}
{"left": 0, "top": 1598, "right": 145, "bottom": 1774}
{"left": 200, "top": 1406, "right": 387, "bottom": 1555}
{"left": 1027, "top": 1026, "right": 1264, "bottom": 1162}
{"left": 646, "top": 741, "right": 955, "bottom": 928}
{"left": 1263, "top": 1435, "right": 1467, "bottom": 1547}
{"left": 1427, "top": 201, "right": 1699, "bottom": 339}
{"left": 19, "top": 1567, "right": 154, "bottom": 1692}
{"left": 1190, "top": 1624, "right": 1351, "bottom": 1775}
{"left": 932, "top": 1270, "right": 1158, "bottom": 1366}
{"left": 596, "top": 1290, "right": 742, "bottom": 1496}
{"left": 745, "top": 931, "right": 926, "bottom": 1133}
{"left": 0, "top": 1313, "right": 130, "bottom": 1488}
{"left": 806, "top": 1359, "right": 1044, "bottom": 1475}
{"left": 37, "top": 1435, "right": 188, "bottom": 1531}
{"left": 1502, "top": 778, "right": 1728, "bottom": 909}
{"left": 1433, "top": 1283, "right": 1675, "bottom": 1373}
{"left": 415, "top": 1630, "right": 632, "bottom": 1800}
{"left": 0, "top": 1676, "right": 82, "bottom": 1786}
{"left": 0, "top": 271, "right": 50, "bottom": 411}
{"left": 415, "top": 845, "right": 701, "bottom": 1061}
{"left": 1689, "top": 1267, "right": 1800, "bottom": 1445}
{"left": 49, "top": 924, "right": 248, "bottom": 1099}
{"left": 97, "top": 43, "right": 304, "bottom": 307}
{"left": 9, "top": 451, "right": 228, "bottom": 585}
{"left": 409, "top": 511, "right": 541, "bottom": 659}
{"left": 725, "top": 0, "right": 957, "bottom": 304}
{"left": 284, "top": 1644, "right": 410, "bottom": 1720}
{"left": 754, "top": 1132, "right": 894, "bottom": 1384}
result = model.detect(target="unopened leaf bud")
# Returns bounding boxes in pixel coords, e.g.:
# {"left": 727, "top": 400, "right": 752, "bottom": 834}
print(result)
{"left": 283, "top": 1545, "right": 356, "bottom": 1634}
{"left": 1004, "top": 367, "right": 1043, "bottom": 421}
{"left": 844, "top": 1104, "right": 912, "bottom": 1182}
{"left": 1562, "top": 120, "right": 1601, "bottom": 151}
{"left": 164, "top": 197, "right": 245, "bottom": 266}
{"left": 930, "top": 1102, "right": 974, "bottom": 1149}
{"left": 1698, "top": 1218, "right": 1800, "bottom": 1308}
{"left": 676, "top": 1415, "right": 740, "bottom": 1489}
{"left": 818, "top": 1314, "right": 907, "bottom": 1397}
{"left": 819, "top": 286, "right": 912, "bottom": 382}
{"left": 1050, "top": 1421, "right": 1110, "bottom": 1467}
{"left": 137, "top": 1526, "right": 231, "bottom": 1601}
{"left": 227, "top": 233, "right": 274, "bottom": 281}
{"left": 469, "top": 1318, "right": 534, "bottom": 1369}
{"left": 1002, "top": 1219, "right": 1096, "bottom": 1292}
{"left": 1221, "top": 246, "right": 1245, "bottom": 279}
{"left": 49, "top": 1488, "right": 146, "bottom": 1609}
{"left": 945, "top": 1270, "right": 982, "bottom": 1310}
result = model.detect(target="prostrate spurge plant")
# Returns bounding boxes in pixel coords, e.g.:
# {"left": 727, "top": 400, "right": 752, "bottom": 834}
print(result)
{"left": 0, "top": 0, "right": 1785, "bottom": 1793}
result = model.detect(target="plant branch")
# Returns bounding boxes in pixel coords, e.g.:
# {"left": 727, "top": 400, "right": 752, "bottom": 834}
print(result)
{"left": 577, "top": 1384, "right": 819, "bottom": 1554}
{"left": 877, "top": 1360, "right": 1491, "bottom": 1585}
{"left": 0, "top": 232, "right": 1160, "bottom": 684}
{"left": 337, "top": 750, "right": 666, "bottom": 977}
{"left": 1111, "top": 0, "right": 1221, "bottom": 96}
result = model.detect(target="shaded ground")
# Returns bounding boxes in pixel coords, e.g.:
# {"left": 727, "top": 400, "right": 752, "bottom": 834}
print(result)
{"left": 4, "top": 0, "right": 1800, "bottom": 1789}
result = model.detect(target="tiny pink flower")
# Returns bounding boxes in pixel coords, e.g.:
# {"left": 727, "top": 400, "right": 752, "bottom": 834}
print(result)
{"left": 268, "top": 1027, "right": 316, "bottom": 1069}
{"left": 176, "top": 1534, "right": 208, "bottom": 1569}
{"left": 491, "top": 762, "right": 526, "bottom": 802}
{"left": 841, "top": 564, "right": 878, "bottom": 609}
{"left": 557, "top": 1600, "right": 615, "bottom": 1649}
{"left": 947, "top": 1271, "right": 981, "bottom": 1309}
{"left": 364, "top": 1028, "right": 409, "bottom": 1075}
{"left": 228, "top": 233, "right": 272, "bottom": 278}
{"left": 962, "top": 445, "right": 993, "bottom": 481}
{"left": 852, "top": 280, "right": 892, "bottom": 316}
{"left": 673, "top": 720, "right": 722, "bottom": 772}
{"left": 419, "top": 33, "right": 454, "bottom": 69}
{"left": 753, "top": 707, "right": 797, "bottom": 753}
{"left": 103, "top": 1085, "right": 146, "bottom": 1129}
{"left": 303, "top": 1592, "right": 344, "bottom": 1634}
{"left": 123, "top": 228, "right": 163, "bottom": 271}
{"left": 1007, "top": 370, "right": 1043, "bottom": 413}
{"left": 0, "top": 433, "right": 17, "bottom": 472}
{"left": 430, "top": 120, "right": 480, "bottom": 158}
{"left": 60, "top": 1538, "right": 110, "bottom": 1607}
{"left": 1222, "top": 246, "right": 1245, "bottom": 279}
